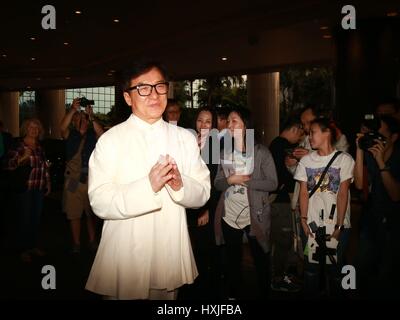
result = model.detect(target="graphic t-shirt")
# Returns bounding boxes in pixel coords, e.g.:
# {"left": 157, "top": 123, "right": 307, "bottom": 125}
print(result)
{"left": 294, "top": 150, "right": 355, "bottom": 229}
{"left": 222, "top": 149, "right": 253, "bottom": 229}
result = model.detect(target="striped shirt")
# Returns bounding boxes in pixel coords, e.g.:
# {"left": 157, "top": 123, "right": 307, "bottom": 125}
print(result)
{"left": 6, "top": 140, "right": 50, "bottom": 191}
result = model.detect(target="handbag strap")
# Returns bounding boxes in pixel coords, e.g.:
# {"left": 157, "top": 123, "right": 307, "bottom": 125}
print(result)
{"left": 308, "top": 151, "right": 342, "bottom": 198}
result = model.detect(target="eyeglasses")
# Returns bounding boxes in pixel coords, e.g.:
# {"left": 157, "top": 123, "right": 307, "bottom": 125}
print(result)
{"left": 127, "top": 82, "right": 169, "bottom": 96}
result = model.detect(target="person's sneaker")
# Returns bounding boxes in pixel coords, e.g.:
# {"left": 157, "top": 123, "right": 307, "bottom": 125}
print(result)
{"left": 271, "top": 276, "right": 301, "bottom": 292}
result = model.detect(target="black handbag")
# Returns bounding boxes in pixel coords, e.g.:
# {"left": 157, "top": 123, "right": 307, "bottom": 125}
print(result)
{"left": 7, "top": 165, "right": 32, "bottom": 193}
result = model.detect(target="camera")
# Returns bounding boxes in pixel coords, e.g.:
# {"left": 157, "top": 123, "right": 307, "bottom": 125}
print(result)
{"left": 79, "top": 97, "right": 95, "bottom": 107}
{"left": 359, "top": 132, "right": 387, "bottom": 151}
{"left": 361, "top": 114, "right": 380, "bottom": 132}
{"left": 359, "top": 114, "right": 386, "bottom": 151}
{"left": 311, "top": 226, "right": 337, "bottom": 264}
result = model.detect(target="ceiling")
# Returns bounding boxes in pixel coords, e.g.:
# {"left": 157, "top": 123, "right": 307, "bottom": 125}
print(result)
{"left": 0, "top": 0, "right": 399, "bottom": 91}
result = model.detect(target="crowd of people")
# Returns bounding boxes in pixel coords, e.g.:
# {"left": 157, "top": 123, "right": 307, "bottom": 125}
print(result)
{"left": 0, "top": 60, "right": 399, "bottom": 300}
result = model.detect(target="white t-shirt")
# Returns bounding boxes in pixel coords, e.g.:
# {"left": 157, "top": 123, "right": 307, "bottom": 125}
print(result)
{"left": 222, "top": 149, "right": 253, "bottom": 229}
{"left": 294, "top": 150, "right": 355, "bottom": 229}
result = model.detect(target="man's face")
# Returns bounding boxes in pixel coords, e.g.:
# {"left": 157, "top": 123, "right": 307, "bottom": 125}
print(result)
{"left": 288, "top": 126, "right": 304, "bottom": 144}
{"left": 217, "top": 116, "right": 227, "bottom": 131}
{"left": 377, "top": 120, "right": 399, "bottom": 150}
{"left": 123, "top": 67, "right": 168, "bottom": 124}
{"left": 301, "top": 109, "right": 316, "bottom": 135}
{"left": 165, "top": 104, "right": 181, "bottom": 123}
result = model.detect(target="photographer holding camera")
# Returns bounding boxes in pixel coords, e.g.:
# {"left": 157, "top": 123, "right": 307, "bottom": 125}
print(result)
{"left": 354, "top": 115, "right": 400, "bottom": 298}
{"left": 60, "top": 97, "right": 104, "bottom": 254}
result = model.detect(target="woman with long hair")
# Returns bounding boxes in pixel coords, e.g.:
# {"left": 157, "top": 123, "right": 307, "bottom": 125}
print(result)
{"left": 214, "top": 106, "right": 278, "bottom": 299}
{"left": 5, "top": 118, "right": 51, "bottom": 262}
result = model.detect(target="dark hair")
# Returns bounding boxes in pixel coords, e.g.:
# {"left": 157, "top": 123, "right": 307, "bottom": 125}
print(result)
{"left": 229, "top": 106, "right": 261, "bottom": 145}
{"left": 194, "top": 106, "right": 217, "bottom": 133}
{"left": 380, "top": 115, "right": 400, "bottom": 135}
{"left": 300, "top": 105, "right": 322, "bottom": 118}
{"left": 215, "top": 106, "right": 231, "bottom": 120}
{"left": 310, "top": 117, "right": 338, "bottom": 145}
{"left": 167, "top": 99, "right": 180, "bottom": 109}
{"left": 281, "top": 116, "right": 303, "bottom": 132}
{"left": 119, "top": 59, "right": 168, "bottom": 92}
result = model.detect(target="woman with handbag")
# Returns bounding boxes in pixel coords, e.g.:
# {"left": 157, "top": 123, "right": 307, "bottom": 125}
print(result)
{"left": 294, "top": 117, "right": 354, "bottom": 297}
{"left": 5, "top": 118, "right": 51, "bottom": 263}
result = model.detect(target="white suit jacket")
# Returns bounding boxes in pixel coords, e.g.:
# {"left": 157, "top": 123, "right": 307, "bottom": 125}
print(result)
{"left": 85, "top": 114, "right": 210, "bottom": 299}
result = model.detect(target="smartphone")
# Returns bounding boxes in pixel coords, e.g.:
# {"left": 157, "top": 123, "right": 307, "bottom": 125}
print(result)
{"left": 308, "top": 221, "right": 318, "bottom": 233}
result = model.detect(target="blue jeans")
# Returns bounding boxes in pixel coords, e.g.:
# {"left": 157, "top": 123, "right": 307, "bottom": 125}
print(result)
{"left": 17, "top": 189, "right": 44, "bottom": 252}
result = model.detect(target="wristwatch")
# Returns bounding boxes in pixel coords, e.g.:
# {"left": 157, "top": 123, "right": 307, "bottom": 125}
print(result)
{"left": 334, "top": 224, "right": 345, "bottom": 231}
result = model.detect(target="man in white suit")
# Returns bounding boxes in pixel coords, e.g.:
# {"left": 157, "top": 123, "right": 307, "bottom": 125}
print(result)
{"left": 85, "top": 60, "right": 210, "bottom": 300}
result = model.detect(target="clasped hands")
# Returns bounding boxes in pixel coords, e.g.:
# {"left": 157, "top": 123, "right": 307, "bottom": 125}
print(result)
{"left": 149, "top": 154, "right": 183, "bottom": 193}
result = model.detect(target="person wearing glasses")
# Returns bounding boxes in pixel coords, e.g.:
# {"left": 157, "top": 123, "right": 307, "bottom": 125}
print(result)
{"left": 85, "top": 60, "right": 210, "bottom": 300}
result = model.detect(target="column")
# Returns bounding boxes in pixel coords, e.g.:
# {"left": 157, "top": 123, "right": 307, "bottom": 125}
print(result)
{"left": 0, "top": 91, "right": 19, "bottom": 137}
{"left": 247, "top": 72, "right": 280, "bottom": 146}
{"left": 35, "top": 89, "right": 66, "bottom": 139}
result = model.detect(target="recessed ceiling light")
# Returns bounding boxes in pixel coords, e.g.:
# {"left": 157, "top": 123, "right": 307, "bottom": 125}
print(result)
{"left": 113, "top": 19, "right": 120, "bottom": 23}
{"left": 221, "top": 57, "right": 228, "bottom": 61}
{"left": 1, "top": 54, "right": 6, "bottom": 58}
{"left": 30, "top": 37, "right": 36, "bottom": 41}
{"left": 323, "top": 35, "right": 332, "bottom": 39}
{"left": 64, "top": 42, "right": 69, "bottom": 46}
{"left": 30, "top": 57, "right": 36, "bottom": 61}
{"left": 320, "top": 26, "right": 329, "bottom": 30}
{"left": 75, "top": 10, "right": 82, "bottom": 15}
{"left": 387, "top": 12, "right": 398, "bottom": 17}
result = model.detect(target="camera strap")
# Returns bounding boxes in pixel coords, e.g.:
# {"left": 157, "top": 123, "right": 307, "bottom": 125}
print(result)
{"left": 309, "top": 151, "right": 342, "bottom": 198}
